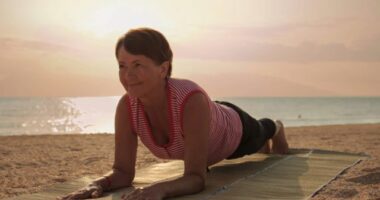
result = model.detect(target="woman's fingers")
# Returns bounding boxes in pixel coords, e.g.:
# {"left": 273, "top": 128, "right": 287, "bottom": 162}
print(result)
{"left": 91, "top": 188, "right": 103, "bottom": 198}
{"left": 74, "top": 190, "right": 92, "bottom": 199}
{"left": 56, "top": 195, "right": 69, "bottom": 200}
{"left": 57, "top": 193, "right": 77, "bottom": 200}
{"left": 58, "top": 187, "right": 95, "bottom": 200}
{"left": 124, "top": 188, "right": 145, "bottom": 200}
{"left": 63, "top": 192, "right": 88, "bottom": 200}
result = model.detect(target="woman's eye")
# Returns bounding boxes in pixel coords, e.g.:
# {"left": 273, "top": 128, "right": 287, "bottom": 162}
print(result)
{"left": 119, "top": 65, "right": 128, "bottom": 69}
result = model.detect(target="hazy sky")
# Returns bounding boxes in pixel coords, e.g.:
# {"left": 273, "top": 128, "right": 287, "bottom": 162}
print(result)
{"left": 1, "top": 0, "right": 379, "bottom": 97}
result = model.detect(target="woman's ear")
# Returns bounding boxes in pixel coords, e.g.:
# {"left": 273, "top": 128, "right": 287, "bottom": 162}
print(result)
{"left": 160, "top": 61, "right": 170, "bottom": 79}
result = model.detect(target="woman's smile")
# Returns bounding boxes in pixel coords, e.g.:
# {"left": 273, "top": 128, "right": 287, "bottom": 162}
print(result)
{"left": 127, "top": 83, "right": 142, "bottom": 92}
{"left": 128, "top": 82, "right": 142, "bottom": 86}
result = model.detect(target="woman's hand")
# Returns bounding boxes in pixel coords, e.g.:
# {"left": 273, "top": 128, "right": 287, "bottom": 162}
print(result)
{"left": 57, "top": 184, "right": 103, "bottom": 200}
{"left": 121, "top": 186, "right": 164, "bottom": 200}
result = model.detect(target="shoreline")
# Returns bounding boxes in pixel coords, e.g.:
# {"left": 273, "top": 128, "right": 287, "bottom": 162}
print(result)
{"left": 1, "top": 123, "right": 379, "bottom": 199}
{"left": 2, "top": 122, "right": 380, "bottom": 137}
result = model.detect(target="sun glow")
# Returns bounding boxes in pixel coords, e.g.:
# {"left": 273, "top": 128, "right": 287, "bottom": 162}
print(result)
{"left": 72, "top": 3, "right": 171, "bottom": 39}
{"left": 2, "top": 0, "right": 380, "bottom": 97}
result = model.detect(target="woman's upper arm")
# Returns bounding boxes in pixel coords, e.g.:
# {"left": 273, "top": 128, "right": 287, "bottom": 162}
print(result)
{"left": 113, "top": 94, "right": 137, "bottom": 179}
{"left": 182, "top": 92, "right": 210, "bottom": 181}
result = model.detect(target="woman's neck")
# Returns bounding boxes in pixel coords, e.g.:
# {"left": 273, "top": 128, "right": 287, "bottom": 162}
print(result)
{"left": 139, "top": 80, "right": 168, "bottom": 112}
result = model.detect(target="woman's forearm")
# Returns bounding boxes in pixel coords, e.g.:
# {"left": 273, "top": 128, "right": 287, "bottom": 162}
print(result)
{"left": 92, "top": 168, "right": 134, "bottom": 192}
{"left": 152, "top": 174, "right": 205, "bottom": 198}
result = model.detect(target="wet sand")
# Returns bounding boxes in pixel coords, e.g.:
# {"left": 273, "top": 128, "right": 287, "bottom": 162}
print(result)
{"left": 0, "top": 123, "right": 379, "bottom": 199}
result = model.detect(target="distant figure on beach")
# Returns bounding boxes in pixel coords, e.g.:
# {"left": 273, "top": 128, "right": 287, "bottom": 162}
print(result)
{"left": 59, "top": 27, "right": 289, "bottom": 200}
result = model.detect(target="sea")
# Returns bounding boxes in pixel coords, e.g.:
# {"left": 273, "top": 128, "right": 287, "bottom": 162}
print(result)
{"left": 0, "top": 96, "right": 379, "bottom": 136}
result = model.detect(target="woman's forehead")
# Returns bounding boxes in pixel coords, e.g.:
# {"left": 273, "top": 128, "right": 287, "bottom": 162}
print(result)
{"left": 117, "top": 48, "right": 150, "bottom": 63}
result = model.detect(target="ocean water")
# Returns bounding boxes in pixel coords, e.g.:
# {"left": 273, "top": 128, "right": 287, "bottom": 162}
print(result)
{"left": 0, "top": 96, "right": 379, "bottom": 136}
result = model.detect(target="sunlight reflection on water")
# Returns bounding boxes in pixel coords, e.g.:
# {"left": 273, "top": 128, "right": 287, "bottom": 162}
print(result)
{"left": 0, "top": 96, "right": 120, "bottom": 135}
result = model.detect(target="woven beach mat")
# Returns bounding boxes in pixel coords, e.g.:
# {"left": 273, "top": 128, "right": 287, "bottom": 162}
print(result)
{"left": 6, "top": 149, "right": 367, "bottom": 200}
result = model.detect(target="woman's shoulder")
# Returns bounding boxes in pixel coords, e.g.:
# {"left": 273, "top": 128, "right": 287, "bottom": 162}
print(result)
{"left": 117, "top": 94, "right": 130, "bottom": 109}
{"left": 168, "top": 77, "right": 202, "bottom": 89}
{"left": 117, "top": 94, "right": 138, "bottom": 113}
{"left": 169, "top": 77, "right": 210, "bottom": 100}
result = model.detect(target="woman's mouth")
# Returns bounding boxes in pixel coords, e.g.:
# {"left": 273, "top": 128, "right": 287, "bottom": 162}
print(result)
{"left": 128, "top": 82, "right": 142, "bottom": 87}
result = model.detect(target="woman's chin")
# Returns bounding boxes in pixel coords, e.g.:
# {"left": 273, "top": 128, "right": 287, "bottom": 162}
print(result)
{"left": 126, "top": 90, "right": 142, "bottom": 98}
{"left": 126, "top": 91, "right": 137, "bottom": 97}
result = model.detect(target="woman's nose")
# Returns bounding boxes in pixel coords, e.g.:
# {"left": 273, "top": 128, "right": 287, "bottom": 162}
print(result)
{"left": 121, "top": 68, "right": 135, "bottom": 81}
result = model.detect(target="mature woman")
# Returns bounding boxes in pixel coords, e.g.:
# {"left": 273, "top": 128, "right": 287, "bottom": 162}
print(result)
{"left": 59, "top": 27, "right": 289, "bottom": 200}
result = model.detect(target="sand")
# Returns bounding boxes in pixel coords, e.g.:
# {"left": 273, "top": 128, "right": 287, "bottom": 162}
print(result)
{"left": 0, "top": 123, "right": 379, "bottom": 200}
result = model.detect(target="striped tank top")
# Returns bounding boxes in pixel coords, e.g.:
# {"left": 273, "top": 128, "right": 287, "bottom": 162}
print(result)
{"left": 127, "top": 78, "right": 243, "bottom": 166}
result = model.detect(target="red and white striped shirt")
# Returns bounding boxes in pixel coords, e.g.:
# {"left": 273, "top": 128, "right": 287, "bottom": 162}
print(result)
{"left": 127, "top": 78, "right": 242, "bottom": 166}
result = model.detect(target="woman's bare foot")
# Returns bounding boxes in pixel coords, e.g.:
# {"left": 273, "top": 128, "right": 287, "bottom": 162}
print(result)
{"left": 271, "top": 120, "right": 289, "bottom": 154}
{"left": 257, "top": 141, "right": 270, "bottom": 154}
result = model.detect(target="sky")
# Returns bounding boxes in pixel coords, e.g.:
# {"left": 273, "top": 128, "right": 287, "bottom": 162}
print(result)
{"left": 0, "top": 0, "right": 379, "bottom": 98}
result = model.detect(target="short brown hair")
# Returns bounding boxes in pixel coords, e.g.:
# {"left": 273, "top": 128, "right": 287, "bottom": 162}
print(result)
{"left": 115, "top": 28, "right": 173, "bottom": 77}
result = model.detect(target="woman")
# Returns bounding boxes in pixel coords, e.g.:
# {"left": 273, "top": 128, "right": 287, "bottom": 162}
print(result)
{"left": 59, "top": 27, "right": 289, "bottom": 200}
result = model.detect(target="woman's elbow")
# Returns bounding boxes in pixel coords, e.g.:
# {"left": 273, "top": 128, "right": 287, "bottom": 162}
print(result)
{"left": 190, "top": 174, "right": 206, "bottom": 193}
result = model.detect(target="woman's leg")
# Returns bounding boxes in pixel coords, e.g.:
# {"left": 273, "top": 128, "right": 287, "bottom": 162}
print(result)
{"left": 215, "top": 101, "right": 289, "bottom": 159}
{"left": 271, "top": 120, "right": 289, "bottom": 154}
{"left": 257, "top": 140, "right": 270, "bottom": 153}
{"left": 256, "top": 118, "right": 276, "bottom": 154}
{"left": 258, "top": 119, "right": 289, "bottom": 154}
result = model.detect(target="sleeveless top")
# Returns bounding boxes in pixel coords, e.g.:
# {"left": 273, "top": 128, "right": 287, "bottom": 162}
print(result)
{"left": 126, "top": 78, "right": 242, "bottom": 166}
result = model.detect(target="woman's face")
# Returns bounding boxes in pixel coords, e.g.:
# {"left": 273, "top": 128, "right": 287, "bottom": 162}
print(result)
{"left": 117, "top": 47, "right": 167, "bottom": 98}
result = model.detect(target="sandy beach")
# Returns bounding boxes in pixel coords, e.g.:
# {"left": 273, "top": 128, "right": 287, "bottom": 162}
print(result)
{"left": 1, "top": 123, "right": 379, "bottom": 200}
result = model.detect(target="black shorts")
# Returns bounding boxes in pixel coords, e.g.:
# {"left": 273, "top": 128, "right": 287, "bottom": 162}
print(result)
{"left": 214, "top": 101, "right": 276, "bottom": 159}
